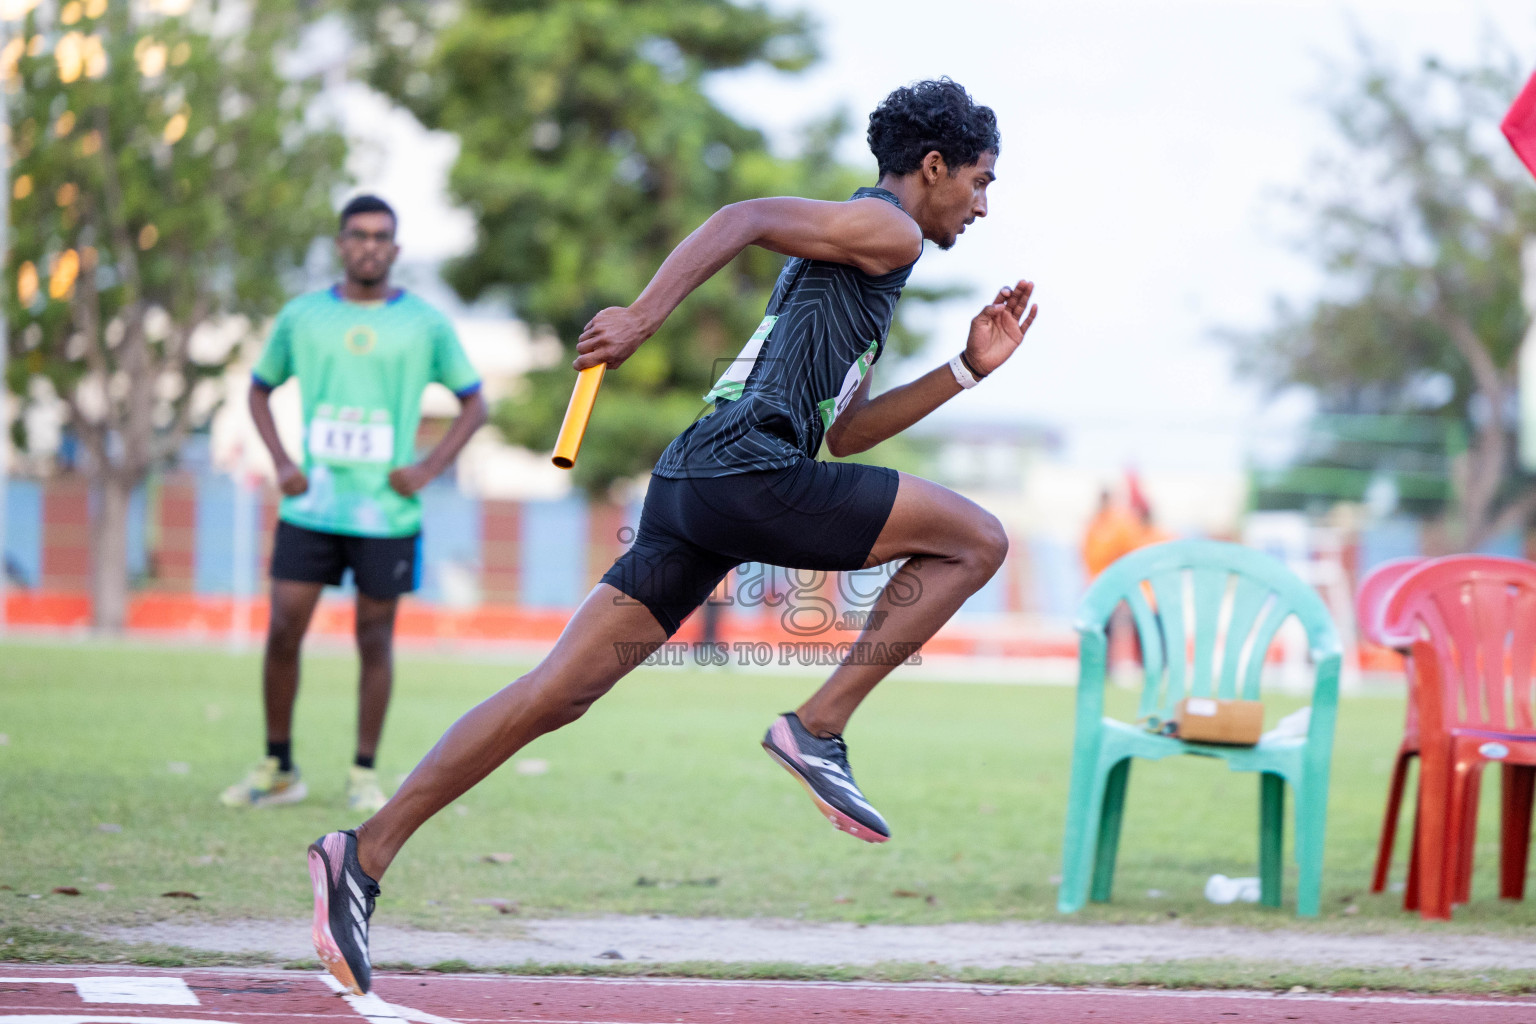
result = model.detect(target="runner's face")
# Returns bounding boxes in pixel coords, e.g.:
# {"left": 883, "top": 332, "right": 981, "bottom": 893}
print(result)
{"left": 337, "top": 211, "right": 399, "bottom": 287}
{"left": 928, "top": 150, "right": 995, "bottom": 251}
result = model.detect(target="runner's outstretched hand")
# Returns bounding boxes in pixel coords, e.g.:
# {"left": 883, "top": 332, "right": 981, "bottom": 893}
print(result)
{"left": 964, "top": 280, "right": 1037, "bottom": 376}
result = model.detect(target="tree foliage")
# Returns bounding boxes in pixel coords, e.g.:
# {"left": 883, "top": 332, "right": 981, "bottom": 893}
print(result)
{"left": 5, "top": 0, "right": 347, "bottom": 626}
{"left": 1230, "top": 45, "right": 1536, "bottom": 545}
{"left": 346, "top": 0, "right": 937, "bottom": 493}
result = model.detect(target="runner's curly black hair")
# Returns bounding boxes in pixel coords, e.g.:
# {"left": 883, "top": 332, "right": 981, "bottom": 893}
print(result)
{"left": 867, "top": 78, "right": 999, "bottom": 179}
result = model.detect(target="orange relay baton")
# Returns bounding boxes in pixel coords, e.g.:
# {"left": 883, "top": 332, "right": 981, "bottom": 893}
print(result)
{"left": 551, "top": 364, "right": 606, "bottom": 469}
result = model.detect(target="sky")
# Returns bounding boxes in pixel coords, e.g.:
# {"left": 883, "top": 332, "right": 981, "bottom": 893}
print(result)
{"left": 357, "top": 0, "right": 1536, "bottom": 477}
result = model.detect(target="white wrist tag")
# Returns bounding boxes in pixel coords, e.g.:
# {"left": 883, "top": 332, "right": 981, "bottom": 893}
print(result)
{"left": 949, "top": 353, "right": 981, "bottom": 390}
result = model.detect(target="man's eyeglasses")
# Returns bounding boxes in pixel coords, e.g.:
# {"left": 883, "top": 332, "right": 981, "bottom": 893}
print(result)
{"left": 340, "top": 229, "right": 395, "bottom": 245}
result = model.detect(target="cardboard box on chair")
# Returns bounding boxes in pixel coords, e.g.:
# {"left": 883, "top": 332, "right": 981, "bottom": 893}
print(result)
{"left": 1172, "top": 697, "right": 1263, "bottom": 746}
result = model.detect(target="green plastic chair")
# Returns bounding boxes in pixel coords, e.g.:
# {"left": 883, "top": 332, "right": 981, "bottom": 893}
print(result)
{"left": 1057, "top": 539, "right": 1342, "bottom": 917}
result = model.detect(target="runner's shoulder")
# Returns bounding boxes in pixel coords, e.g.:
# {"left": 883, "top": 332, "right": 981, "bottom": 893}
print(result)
{"left": 844, "top": 195, "right": 921, "bottom": 269}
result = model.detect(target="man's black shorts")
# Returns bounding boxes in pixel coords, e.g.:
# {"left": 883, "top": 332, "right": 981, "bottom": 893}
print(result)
{"left": 601, "top": 460, "right": 899, "bottom": 637}
{"left": 270, "top": 520, "right": 422, "bottom": 600}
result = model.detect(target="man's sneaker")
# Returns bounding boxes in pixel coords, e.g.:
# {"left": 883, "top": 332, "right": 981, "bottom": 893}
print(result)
{"left": 346, "top": 767, "right": 388, "bottom": 814}
{"left": 308, "top": 829, "right": 380, "bottom": 995}
{"left": 762, "top": 712, "right": 890, "bottom": 843}
{"left": 219, "top": 757, "right": 308, "bottom": 808}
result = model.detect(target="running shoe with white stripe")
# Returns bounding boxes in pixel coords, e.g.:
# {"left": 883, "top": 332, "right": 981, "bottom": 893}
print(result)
{"left": 307, "top": 829, "right": 380, "bottom": 995}
{"left": 762, "top": 712, "right": 890, "bottom": 843}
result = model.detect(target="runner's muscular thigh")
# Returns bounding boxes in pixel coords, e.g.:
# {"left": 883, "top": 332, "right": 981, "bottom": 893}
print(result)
{"left": 516, "top": 584, "right": 669, "bottom": 706}
{"left": 862, "top": 473, "right": 994, "bottom": 568}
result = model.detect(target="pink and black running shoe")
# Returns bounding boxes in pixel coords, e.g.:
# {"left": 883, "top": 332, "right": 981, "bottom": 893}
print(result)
{"left": 762, "top": 712, "right": 890, "bottom": 843}
{"left": 307, "top": 829, "right": 381, "bottom": 995}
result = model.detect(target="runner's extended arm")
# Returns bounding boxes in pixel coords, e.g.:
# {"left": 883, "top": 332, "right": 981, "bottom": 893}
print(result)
{"left": 574, "top": 197, "right": 922, "bottom": 372}
{"left": 825, "top": 281, "right": 1037, "bottom": 456}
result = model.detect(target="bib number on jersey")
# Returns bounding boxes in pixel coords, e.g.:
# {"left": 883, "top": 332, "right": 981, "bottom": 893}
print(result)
{"left": 308, "top": 418, "right": 394, "bottom": 464}
{"left": 817, "top": 339, "right": 880, "bottom": 431}
{"left": 704, "top": 315, "right": 778, "bottom": 404}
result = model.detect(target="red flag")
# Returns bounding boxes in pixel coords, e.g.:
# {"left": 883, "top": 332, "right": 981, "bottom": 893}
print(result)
{"left": 1502, "top": 69, "right": 1536, "bottom": 180}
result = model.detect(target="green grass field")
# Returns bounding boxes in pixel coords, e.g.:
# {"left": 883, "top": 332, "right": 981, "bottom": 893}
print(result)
{"left": 1, "top": 638, "right": 1532, "bottom": 946}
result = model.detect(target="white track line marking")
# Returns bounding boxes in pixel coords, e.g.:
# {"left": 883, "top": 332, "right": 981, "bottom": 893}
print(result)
{"left": 317, "top": 973, "right": 463, "bottom": 1024}
{"left": 0, "top": 978, "right": 199, "bottom": 1006}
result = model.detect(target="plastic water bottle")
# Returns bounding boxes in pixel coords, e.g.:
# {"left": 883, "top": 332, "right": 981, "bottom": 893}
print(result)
{"left": 1204, "top": 874, "right": 1261, "bottom": 903}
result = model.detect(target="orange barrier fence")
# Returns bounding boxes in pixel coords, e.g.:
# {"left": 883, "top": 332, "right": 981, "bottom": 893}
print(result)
{"left": 1, "top": 589, "right": 1077, "bottom": 658}
{"left": 1, "top": 590, "right": 1403, "bottom": 672}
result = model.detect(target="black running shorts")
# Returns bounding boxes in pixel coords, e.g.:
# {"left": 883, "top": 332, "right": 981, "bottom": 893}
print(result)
{"left": 270, "top": 520, "right": 422, "bottom": 600}
{"left": 601, "top": 460, "right": 900, "bottom": 637}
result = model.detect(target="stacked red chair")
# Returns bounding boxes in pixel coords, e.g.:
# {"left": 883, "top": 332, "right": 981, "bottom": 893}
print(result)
{"left": 1377, "top": 555, "right": 1536, "bottom": 920}
{"left": 1356, "top": 558, "right": 1427, "bottom": 898}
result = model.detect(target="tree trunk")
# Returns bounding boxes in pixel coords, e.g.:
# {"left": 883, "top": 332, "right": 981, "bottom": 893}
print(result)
{"left": 1459, "top": 412, "right": 1506, "bottom": 549}
{"left": 90, "top": 474, "right": 133, "bottom": 632}
{"left": 1458, "top": 385, "right": 1536, "bottom": 550}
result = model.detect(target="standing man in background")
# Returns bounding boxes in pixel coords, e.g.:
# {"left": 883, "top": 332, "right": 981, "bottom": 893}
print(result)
{"left": 1081, "top": 473, "right": 1169, "bottom": 680}
{"left": 221, "top": 195, "right": 487, "bottom": 812}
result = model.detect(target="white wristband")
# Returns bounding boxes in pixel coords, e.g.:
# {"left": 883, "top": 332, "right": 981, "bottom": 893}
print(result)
{"left": 949, "top": 353, "right": 981, "bottom": 389}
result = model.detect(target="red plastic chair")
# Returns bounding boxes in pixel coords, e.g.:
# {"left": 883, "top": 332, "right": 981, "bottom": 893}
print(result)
{"left": 1380, "top": 555, "right": 1536, "bottom": 920}
{"left": 1355, "top": 558, "right": 1427, "bottom": 897}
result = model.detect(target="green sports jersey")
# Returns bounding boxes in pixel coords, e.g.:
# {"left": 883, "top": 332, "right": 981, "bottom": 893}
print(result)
{"left": 252, "top": 286, "right": 481, "bottom": 538}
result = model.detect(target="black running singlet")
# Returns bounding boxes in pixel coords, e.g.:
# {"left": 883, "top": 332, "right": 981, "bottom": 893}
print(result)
{"left": 652, "top": 187, "right": 918, "bottom": 479}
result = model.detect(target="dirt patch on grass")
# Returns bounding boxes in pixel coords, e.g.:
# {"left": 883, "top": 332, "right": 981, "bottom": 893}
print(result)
{"left": 96, "top": 916, "right": 1536, "bottom": 972}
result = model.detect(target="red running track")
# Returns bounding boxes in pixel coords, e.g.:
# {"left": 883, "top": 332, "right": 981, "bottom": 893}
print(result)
{"left": 1, "top": 964, "right": 1534, "bottom": 1024}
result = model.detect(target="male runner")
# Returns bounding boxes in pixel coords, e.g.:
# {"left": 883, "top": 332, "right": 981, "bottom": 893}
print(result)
{"left": 221, "top": 195, "right": 487, "bottom": 813}
{"left": 307, "top": 80, "right": 1036, "bottom": 994}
